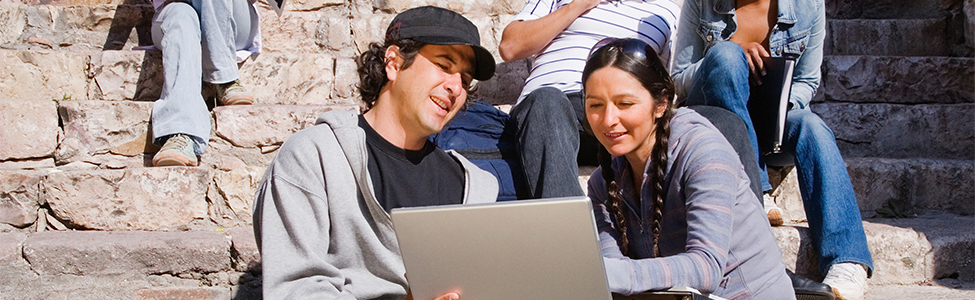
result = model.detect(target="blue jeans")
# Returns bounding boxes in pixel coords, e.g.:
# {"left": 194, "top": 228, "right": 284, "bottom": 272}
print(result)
{"left": 150, "top": 0, "right": 254, "bottom": 153}
{"left": 681, "top": 42, "right": 874, "bottom": 275}
{"left": 509, "top": 87, "right": 586, "bottom": 198}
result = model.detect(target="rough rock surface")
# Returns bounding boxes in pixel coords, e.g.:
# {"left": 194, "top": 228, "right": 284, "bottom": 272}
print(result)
{"left": 57, "top": 100, "right": 156, "bottom": 168}
{"left": 815, "top": 56, "right": 974, "bottom": 104}
{"left": 42, "top": 168, "right": 211, "bottom": 230}
{"left": 0, "top": 99, "right": 58, "bottom": 160}
{"left": 0, "top": 171, "right": 43, "bottom": 227}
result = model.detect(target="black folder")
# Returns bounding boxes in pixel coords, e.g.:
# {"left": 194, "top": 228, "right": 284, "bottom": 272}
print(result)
{"left": 747, "top": 56, "right": 795, "bottom": 154}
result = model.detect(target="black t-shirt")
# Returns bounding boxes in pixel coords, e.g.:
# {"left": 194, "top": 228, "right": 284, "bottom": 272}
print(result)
{"left": 359, "top": 116, "right": 465, "bottom": 213}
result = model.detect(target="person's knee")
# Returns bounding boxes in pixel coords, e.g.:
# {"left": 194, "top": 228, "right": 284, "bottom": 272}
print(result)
{"left": 704, "top": 42, "right": 748, "bottom": 71}
{"left": 789, "top": 110, "right": 836, "bottom": 141}
{"left": 159, "top": 2, "right": 200, "bottom": 27}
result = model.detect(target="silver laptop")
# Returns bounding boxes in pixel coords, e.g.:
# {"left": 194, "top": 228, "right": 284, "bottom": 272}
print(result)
{"left": 390, "top": 196, "right": 612, "bottom": 300}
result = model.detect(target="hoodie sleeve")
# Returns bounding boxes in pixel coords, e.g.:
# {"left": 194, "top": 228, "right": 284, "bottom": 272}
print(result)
{"left": 253, "top": 135, "right": 358, "bottom": 300}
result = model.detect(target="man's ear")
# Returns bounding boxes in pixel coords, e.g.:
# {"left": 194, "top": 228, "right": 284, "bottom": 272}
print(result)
{"left": 384, "top": 45, "right": 402, "bottom": 82}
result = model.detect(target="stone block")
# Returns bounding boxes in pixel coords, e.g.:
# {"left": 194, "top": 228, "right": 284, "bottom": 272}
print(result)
{"left": 846, "top": 158, "right": 975, "bottom": 216}
{"left": 772, "top": 225, "right": 819, "bottom": 279}
{"left": 23, "top": 231, "right": 231, "bottom": 276}
{"left": 282, "top": 0, "right": 344, "bottom": 11}
{"left": 135, "top": 287, "right": 232, "bottom": 300}
{"left": 473, "top": 59, "right": 529, "bottom": 105}
{"left": 315, "top": 8, "right": 354, "bottom": 57}
{"left": 227, "top": 226, "right": 260, "bottom": 273}
{"left": 0, "top": 171, "right": 43, "bottom": 227}
{"left": 871, "top": 214, "right": 975, "bottom": 282}
{"left": 0, "top": 3, "right": 27, "bottom": 46}
{"left": 213, "top": 104, "right": 356, "bottom": 148}
{"left": 825, "top": 0, "right": 960, "bottom": 19}
{"left": 210, "top": 164, "right": 264, "bottom": 225}
{"left": 827, "top": 19, "right": 949, "bottom": 56}
{"left": 42, "top": 167, "right": 211, "bottom": 230}
{"left": 256, "top": 8, "right": 322, "bottom": 54}
{"left": 89, "top": 50, "right": 159, "bottom": 101}
{"left": 0, "top": 99, "right": 59, "bottom": 160}
{"left": 0, "top": 50, "right": 89, "bottom": 102}
{"left": 812, "top": 103, "right": 975, "bottom": 160}
{"left": 375, "top": 0, "right": 507, "bottom": 16}
{"left": 19, "top": 4, "right": 130, "bottom": 51}
{"left": 333, "top": 57, "right": 358, "bottom": 100}
{"left": 238, "top": 53, "right": 342, "bottom": 105}
{"left": 768, "top": 167, "right": 807, "bottom": 224}
{"left": 816, "top": 56, "right": 974, "bottom": 104}
{"left": 862, "top": 221, "right": 934, "bottom": 285}
{"left": 57, "top": 100, "right": 156, "bottom": 168}
{"left": 0, "top": 232, "right": 27, "bottom": 263}
{"left": 351, "top": 14, "right": 393, "bottom": 55}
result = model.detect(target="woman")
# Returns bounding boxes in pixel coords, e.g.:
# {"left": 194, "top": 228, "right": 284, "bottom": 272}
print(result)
{"left": 671, "top": 1, "right": 873, "bottom": 299}
{"left": 583, "top": 38, "right": 794, "bottom": 299}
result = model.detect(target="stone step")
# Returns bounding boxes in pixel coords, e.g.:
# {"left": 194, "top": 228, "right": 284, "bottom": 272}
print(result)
{"left": 826, "top": 0, "right": 965, "bottom": 20}
{"left": 0, "top": 229, "right": 261, "bottom": 299}
{"left": 825, "top": 19, "right": 967, "bottom": 57}
{"left": 4, "top": 214, "right": 974, "bottom": 298}
{"left": 776, "top": 213, "right": 975, "bottom": 286}
{"left": 811, "top": 102, "right": 974, "bottom": 160}
{"left": 814, "top": 55, "right": 974, "bottom": 105}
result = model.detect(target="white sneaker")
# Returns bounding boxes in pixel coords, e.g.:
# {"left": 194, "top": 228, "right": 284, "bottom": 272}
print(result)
{"left": 763, "top": 193, "right": 785, "bottom": 226}
{"left": 822, "top": 263, "right": 868, "bottom": 300}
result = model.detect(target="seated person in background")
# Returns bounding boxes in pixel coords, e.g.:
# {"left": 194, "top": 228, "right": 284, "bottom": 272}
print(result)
{"left": 498, "top": 0, "right": 680, "bottom": 198}
{"left": 252, "top": 6, "right": 498, "bottom": 299}
{"left": 671, "top": 0, "right": 873, "bottom": 298}
{"left": 584, "top": 38, "right": 794, "bottom": 299}
{"left": 149, "top": 0, "right": 260, "bottom": 167}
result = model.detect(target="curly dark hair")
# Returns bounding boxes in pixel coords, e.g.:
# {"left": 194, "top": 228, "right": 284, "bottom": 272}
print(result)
{"left": 356, "top": 39, "right": 425, "bottom": 108}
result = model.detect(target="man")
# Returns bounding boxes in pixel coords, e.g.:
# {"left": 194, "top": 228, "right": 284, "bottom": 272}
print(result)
{"left": 149, "top": 0, "right": 260, "bottom": 167}
{"left": 253, "top": 6, "right": 498, "bottom": 299}
{"left": 498, "top": 0, "right": 680, "bottom": 198}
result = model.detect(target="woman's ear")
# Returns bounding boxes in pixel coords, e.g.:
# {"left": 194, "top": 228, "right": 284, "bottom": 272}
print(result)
{"left": 384, "top": 45, "right": 402, "bottom": 82}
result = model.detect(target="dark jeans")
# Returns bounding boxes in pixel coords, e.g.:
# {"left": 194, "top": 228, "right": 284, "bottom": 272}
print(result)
{"left": 509, "top": 87, "right": 593, "bottom": 198}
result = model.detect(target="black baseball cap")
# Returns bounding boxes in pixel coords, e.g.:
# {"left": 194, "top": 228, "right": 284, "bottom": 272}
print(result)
{"left": 385, "top": 6, "right": 496, "bottom": 81}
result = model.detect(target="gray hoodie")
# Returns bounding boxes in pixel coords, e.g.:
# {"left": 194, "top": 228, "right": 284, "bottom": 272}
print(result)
{"left": 253, "top": 109, "right": 499, "bottom": 300}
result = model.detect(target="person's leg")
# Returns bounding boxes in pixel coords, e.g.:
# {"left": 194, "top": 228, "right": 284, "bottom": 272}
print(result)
{"left": 150, "top": 2, "right": 211, "bottom": 165}
{"left": 783, "top": 109, "right": 874, "bottom": 275}
{"left": 681, "top": 41, "right": 771, "bottom": 192}
{"left": 190, "top": 0, "right": 254, "bottom": 104}
{"left": 510, "top": 87, "right": 585, "bottom": 198}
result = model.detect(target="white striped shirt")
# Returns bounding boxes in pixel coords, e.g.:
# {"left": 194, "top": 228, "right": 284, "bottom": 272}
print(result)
{"left": 514, "top": 0, "right": 680, "bottom": 102}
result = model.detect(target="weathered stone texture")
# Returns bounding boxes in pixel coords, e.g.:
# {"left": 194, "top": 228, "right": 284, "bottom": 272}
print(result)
{"left": 815, "top": 56, "right": 974, "bottom": 104}
{"left": 227, "top": 226, "right": 260, "bottom": 273}
{"left": 0, "top": 232, "right": 27, "bottom": 263}
{"left": 846, "top": 158, "right": 975, "bottom": 216}
{"left": 134, "top": 287, "right": 232, "bottom": 300}
{"left": 315, "top": 8, "right": 354, "bottom": 57}
{"left": 42, "top": 168, "right": 211, "bottom": 230}
{"left": 813, "top": 103, "right": 975, "bottom": 160}
{"left": 862, "top": 221, "right": 935, "bottom": 285}
{"left": 239, "top": 53, "right": 341, "bottom": 105}
{"left": 772, "top": 225, "right": 819, "bottom": 279}
{"left": 210, "top": 163, "right": 263, "bottom": 225}
{"left": 257, "top": 9, "right": 323, "bottom": 54}
{"left": 826, "top": 0, "right": 962, "bottom": 19}
{"left": 57, "top": 100, "right": 156, "bottom": 168}
{"left": 89, "top": 50, "right": 155, "bottom": 101}
{"left": 285, "top": 0, "right": 344, "bottom": 11}
{"left": 826, "top": 19, "right": 949, "bottom": 56}
{"left": 23, "top": 231, "right": 231, "bottom": 276}
{"left": 872, "top": 214, "right": 975, "bottom": 282}
{"left": 768, "top": 167, "right": 807, "bottom": 224}
{"left": 0, "top": 171, "right": 43, "bottom": 227}
{"left": 0, "top": 50, "right": 89, "bottom": 102}
{"left": 474, "top": 59, "right": 529, "bottom": 105}
{"left": 19, "top": 5, "right": 121, "bottom": 51}
{"left": 213, "top": 104, "right": 356, "bottom": 148}
{"left": 375, "top": 0, "right": 521, "bottom": 16}
{"left": 0, "top": 3, "right": 27, "bottom": 46}
{"left": 0, "top": 99, "right": 59, "bottom": 160}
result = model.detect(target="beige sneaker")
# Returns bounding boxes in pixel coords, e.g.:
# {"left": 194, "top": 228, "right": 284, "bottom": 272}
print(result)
{"left": 764, "top": 193, "right": 785, "bottom": 226}
{"left": 822, "top": 263, "right": 868, "bottom": 300}
{"left": 215, "top": 80, "right": 254, "bottom": 105}
{"left": 152, "top": 134, "right": 199, "bottom": 167}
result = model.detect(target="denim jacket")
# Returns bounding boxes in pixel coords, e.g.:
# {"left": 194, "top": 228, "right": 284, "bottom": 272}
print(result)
{"left": 671, "top": 0, "right": 825, "bottom": 110}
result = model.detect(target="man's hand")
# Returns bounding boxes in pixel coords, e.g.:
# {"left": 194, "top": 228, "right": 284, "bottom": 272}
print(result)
{"left": 737, "top": 41, "right": 770, "bottom": 85}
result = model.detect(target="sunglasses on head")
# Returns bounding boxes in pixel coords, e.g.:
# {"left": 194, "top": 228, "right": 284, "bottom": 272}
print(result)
{"left": 588, "top": 37, "right": 670, "bottom": 82}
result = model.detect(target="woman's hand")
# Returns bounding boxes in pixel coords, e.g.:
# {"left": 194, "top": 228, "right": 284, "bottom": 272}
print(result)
{"left": 737, "top": 42, "right": 770, "bottom": 85}
{"left": 406, "top": 290, "right": 460, "bottom": 300}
